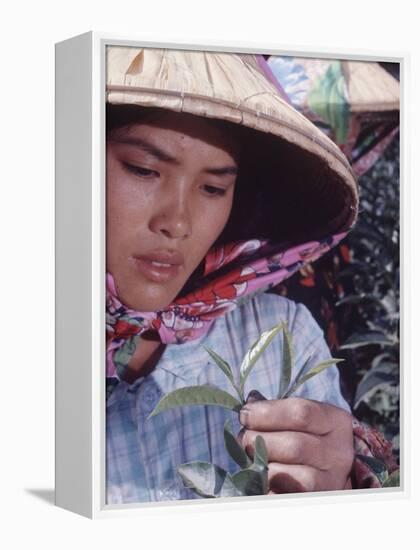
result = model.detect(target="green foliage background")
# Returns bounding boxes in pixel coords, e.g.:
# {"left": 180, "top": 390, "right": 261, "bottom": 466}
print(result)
{"left": 337, "top": 134, "right": 400, "bottom": 462}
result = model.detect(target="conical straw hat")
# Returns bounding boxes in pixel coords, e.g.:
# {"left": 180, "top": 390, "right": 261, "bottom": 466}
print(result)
{"left": 343, "top": 60, "right": 400, "bottom": 113}
{"left": 106, "top": 46, "right": 358, "bottom": 241}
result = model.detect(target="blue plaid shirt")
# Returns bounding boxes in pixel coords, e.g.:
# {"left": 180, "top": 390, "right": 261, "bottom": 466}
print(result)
{"left": 106, "top": 292, "right": 350, "bottom": 504}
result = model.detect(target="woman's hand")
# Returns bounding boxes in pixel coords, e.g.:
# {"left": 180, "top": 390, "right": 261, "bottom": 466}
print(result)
{"left": 238, "top": 397, "right": 354, "bottom": 493}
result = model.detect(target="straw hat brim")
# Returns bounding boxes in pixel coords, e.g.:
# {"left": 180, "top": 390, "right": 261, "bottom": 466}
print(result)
{"left": 106, "top": 46, "right": 358, "bottom": 241}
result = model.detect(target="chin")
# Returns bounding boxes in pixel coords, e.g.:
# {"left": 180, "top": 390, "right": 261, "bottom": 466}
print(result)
{"left": 112, "top": 268, "right": 185, "bottom": 311}
{"left": 124, "top": 284, "right": 178, "bottom": 312}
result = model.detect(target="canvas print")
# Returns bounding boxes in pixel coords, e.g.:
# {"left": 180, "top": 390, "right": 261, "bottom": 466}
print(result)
{"left": 105, "top": 45, "right": 400, "bottom": 505}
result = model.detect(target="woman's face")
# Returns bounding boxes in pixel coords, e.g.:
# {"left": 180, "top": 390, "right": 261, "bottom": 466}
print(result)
{"left": 106, "top": 110, "right": 240, "bottom": 311}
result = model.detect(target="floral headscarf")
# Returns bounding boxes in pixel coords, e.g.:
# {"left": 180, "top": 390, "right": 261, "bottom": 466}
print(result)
{"left": 106, "top": 232, "right": 347, "bottom": 381}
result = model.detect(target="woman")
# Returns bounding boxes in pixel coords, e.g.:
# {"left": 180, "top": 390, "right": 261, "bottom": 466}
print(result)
{"left": 105, "top": 47, "right": 396, "bottom": 504}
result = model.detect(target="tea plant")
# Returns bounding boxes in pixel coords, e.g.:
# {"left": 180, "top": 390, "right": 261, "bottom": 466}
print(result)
{"left": 149, "top": 321, "right": 343, "bottom": 498}
{"left": 336, "top": 135, "right": 400, "bottom": 458}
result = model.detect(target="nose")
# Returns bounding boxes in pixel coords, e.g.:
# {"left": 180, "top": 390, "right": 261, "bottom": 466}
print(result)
{"left": 149, "top": 190, "right": 192, "bottom": 240}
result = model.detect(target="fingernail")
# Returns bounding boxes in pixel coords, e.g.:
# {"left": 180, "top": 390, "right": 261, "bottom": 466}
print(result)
{"left": 239, "top": 406, "right": 250, "bottom": 427}
{"left": 246, "top": 390, "right": 267, "bottom": 403}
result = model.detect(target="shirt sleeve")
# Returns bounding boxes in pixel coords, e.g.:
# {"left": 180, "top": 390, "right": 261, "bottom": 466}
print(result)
{"left": 285, "top": 300, "right": 350, "bottom": 412}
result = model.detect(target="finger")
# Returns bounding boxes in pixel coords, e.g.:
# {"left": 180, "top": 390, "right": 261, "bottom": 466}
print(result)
{"left": 268, "top": 463, "right": 328, "bottom": 493}
{"left": 238, "top": 429, "right": 328, "bottom": 471}
{"left": 268, "top": 462, "right": 350, "bottom": 493}
{"left": 239, "top": 397, "right": 347, "bottom": 435}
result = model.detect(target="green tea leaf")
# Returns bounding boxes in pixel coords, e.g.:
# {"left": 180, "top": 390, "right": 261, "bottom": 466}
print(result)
{"left": 354, "top": 362, "right": 398, "bottom": 409}
{"left": 284, "top": 354, "right": 313, "bottom": 397}
{"left": 204, "top": 346, "right": 237, "bottom": 392}
{"left": 337, "top": 262, "right": 371, "bottom": 278}
{"left": 278, "top": 323, "right": 294, "bottom": 399}
{"left": 223, "top": 420, "right": 252, "bottom": 469}
{"left": 231, "top": 468, "right": 268, "bottom": 496}
{"left": 335, "top": 293, "right": 381, "bottom": 306}
{"left": 240, "top": 323, "right": 284, "bottom": 393}
{"left": 177, "top": 461, "right": 241, "bottom": 498}
{"left": 340, "top": 332, "right": 394, "bottom": 350}
{"left": 148, "top": 385, "right": 242, "bottom": 418}
{"left": 297, "top": 358, "right": 344, "bottom": 384}
{"left": 231, "top": 435, "right": 269, "bottom": 496}
{"left": 277, "top": 355, "right": 312, "bottom": 399}
{"left": 371, "top": 353, "right": 393, "bottom": 370}
{"left": 283, "top": 358, "right": 344, "bottom": 398}
{"left": 253, "top": 435, "right": 269, "bottom": 470}
{"left": 382, "top": 469, "right": 400, "bottom": 488}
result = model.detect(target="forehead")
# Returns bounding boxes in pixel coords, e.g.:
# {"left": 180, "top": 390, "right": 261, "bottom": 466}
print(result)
{"left": 107, "top": 108, "right": 242, "bottom": 162}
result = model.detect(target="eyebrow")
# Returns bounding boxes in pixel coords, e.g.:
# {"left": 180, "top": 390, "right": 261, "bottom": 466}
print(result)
{"left": 110, "top": 135, "right": 178, "bottom": 163}
{"left": 205, "top": 166, "right": 238, "bottom": 176}
{"left": 110, "top": 135, "right": 238, "bottom": 176}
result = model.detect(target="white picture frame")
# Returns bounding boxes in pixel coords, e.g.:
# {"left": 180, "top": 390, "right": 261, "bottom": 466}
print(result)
{"left": 55, "top": 31, "right": 406, "bottom": 519}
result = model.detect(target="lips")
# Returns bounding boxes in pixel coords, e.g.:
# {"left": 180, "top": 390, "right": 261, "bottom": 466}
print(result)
{"left": 131, "top": 250, "right": 184, "bottom": 283}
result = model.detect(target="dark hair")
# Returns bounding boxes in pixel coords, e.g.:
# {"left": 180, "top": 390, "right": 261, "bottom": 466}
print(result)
{"left": 107, "top": 104, "right": 172, "bottom": 132}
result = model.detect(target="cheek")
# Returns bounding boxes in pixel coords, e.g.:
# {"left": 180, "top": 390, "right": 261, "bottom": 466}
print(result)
{"left": 216, "top": 192, "right": 235, "bottom": 230}
{"left": 106, "top": 165, "right": 153, "bottom": 235}
{"left": 106, "top": 171, "right": 147, "bottom": 263}
{"left": 195, "top": 198, "right": 233, "bottom": 251}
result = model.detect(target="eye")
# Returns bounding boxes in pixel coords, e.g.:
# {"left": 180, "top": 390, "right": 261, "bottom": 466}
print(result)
{"left": 123, "top": 162, "right": 159, "bottom": 179}
{"left": 202, "top": 184, "right": 227, "bottom": 197}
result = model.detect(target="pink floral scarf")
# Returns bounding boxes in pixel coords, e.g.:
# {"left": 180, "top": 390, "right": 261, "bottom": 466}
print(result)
{"left": 106, "top": 232, "right": 347, "bottom": 380}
